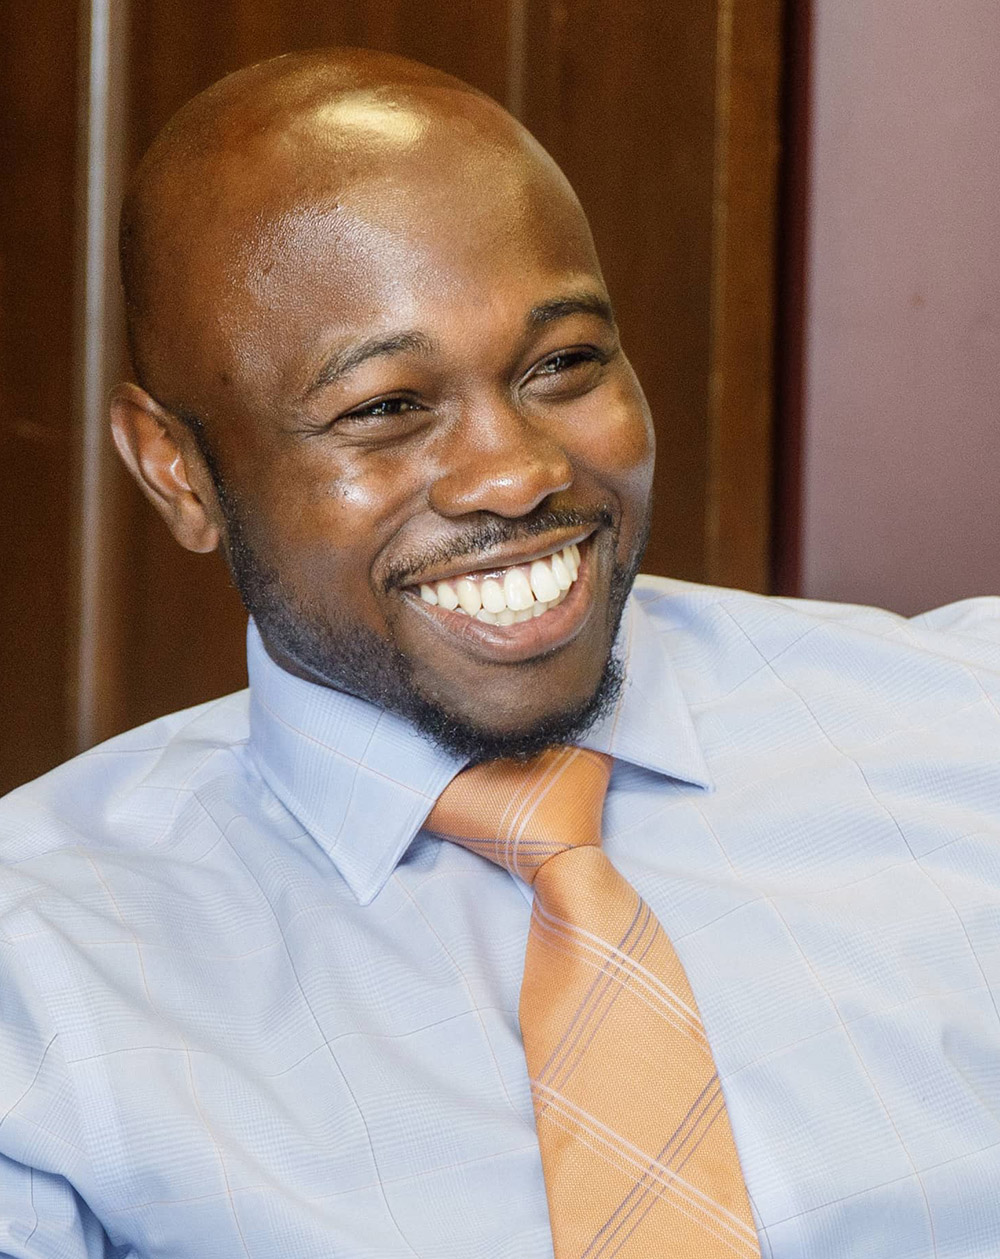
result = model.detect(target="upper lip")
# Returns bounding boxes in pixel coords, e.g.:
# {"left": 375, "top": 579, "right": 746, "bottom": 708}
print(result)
{"left": 400, "top": 527, "right": 596, "bottom": 589}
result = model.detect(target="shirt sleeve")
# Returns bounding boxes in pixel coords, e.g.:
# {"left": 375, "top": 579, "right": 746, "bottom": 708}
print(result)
{"left": 0, "top": 939, "right": 114, "bottom": 1258}
{"left": 909, "top": 595, "right": 1000, "bottom": 642}
{"left": 0, "top": 1154, "right": 116, "bottom": 1259}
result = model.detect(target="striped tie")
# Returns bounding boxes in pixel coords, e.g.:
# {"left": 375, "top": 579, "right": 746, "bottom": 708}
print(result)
{"left": 426, "top": 745, "right": 760, "bottom": 1259}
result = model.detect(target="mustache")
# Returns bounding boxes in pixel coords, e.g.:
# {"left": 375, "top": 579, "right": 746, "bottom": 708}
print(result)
{"left": 383, "top": 507, "right": 615, "bottom": 590}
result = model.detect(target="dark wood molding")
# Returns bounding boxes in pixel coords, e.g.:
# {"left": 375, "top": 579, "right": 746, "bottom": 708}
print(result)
{"left": 771, "top": 0, "right": 812, "bottom": 596}
{"left": 705, "top": 0, "right": 784, "bottom": 593}
{"left": 71, "top": 0, "right": 134, "bottom": 752}
{"left": 0, "top": 0, "right": 80, "bottom": 791}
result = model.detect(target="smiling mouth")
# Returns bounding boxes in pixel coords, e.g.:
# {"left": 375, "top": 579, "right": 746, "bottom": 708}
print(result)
{"left": 409, "top": 541, "right": 582, "bottom": 625}
{"left": 401, "top": 534, "right": 602, "bottom": 665}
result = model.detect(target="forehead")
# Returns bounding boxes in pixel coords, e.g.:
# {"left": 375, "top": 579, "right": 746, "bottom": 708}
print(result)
{"left": 244, "top": 177, "right": 593, "bottom": 326}
{"left": 245, "top": 119, "right": 592, "bottom": 298}
{"left": 149, "top": 93, "right": 604, "bottom": 408}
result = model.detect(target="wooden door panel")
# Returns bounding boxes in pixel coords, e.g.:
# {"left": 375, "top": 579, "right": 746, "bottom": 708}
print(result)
{"left": 523, "top": 0, "right": 720, "bottom": 582}
{"left": 0, "top": 0, "right": 80, "bottom": 790}
{"left": 129, "top": 0, "right": 514, "bottom": 155}
{"left": 0, "top": 0, "right": 783, "bottom": 789}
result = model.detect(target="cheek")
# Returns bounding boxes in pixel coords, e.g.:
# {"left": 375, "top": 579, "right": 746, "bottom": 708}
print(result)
{"left": 574, "top": 377, "right": 656, "bottom": 499}
{"left": 259, "top": 447, "right": 424, "bottom": 586}
{"left": 266, "top": 448, "right": 382, "bottom": 536}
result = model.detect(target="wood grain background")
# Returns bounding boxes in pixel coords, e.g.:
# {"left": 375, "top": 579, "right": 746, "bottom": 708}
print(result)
{"left": 0, "top": 0, "right": 784, "bottom": 792}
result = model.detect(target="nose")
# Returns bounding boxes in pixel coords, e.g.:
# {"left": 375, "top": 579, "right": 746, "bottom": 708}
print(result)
{"left": 429, "top": 404, "right": 574, "bottom": 519}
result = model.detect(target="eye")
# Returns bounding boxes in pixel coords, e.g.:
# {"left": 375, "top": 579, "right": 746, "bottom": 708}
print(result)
{"left": 341, "top": 393, "right": 426, "bottom": 422}
{"left": 532, "top": 347, "right": 605, "bottom": 377}
{"left": 522, "top": 345, "right": 611, "bottom": 399}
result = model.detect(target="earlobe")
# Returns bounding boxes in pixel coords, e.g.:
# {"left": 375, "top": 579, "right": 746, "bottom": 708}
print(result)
{"left": 109, "top": 383, "right": 221, "bottom": 554}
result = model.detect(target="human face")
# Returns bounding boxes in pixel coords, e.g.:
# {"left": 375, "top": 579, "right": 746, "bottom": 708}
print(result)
{"left": 185, "top": 128, "right": 655, "bottom": 756}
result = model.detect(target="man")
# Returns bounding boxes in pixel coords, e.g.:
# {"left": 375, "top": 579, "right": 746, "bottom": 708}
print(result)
{"left": 2, "top": 47, "right": 999, "bottom": 1258}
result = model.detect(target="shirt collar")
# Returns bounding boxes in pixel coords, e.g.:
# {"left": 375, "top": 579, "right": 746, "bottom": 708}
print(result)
{"left": 246, "top": 593, "right": 712, "bottom": 905}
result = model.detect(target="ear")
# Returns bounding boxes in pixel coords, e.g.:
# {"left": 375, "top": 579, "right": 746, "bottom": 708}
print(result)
{"left": 109, "top": 383, "right": 221, "bottom": 554}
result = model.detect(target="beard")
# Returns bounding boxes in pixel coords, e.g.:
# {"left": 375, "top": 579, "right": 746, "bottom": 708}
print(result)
{"left": 204, "top": 446, "right": 648, "bottom": 763}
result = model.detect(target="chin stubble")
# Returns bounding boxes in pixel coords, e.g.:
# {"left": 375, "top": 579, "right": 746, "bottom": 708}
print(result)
{"left": 207, "top": 452, "right": 647, "bottom": 763}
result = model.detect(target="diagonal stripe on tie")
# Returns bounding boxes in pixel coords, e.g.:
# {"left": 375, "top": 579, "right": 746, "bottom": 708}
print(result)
{"left": 426, "top": 745, "right": 761, "bottom": 1259}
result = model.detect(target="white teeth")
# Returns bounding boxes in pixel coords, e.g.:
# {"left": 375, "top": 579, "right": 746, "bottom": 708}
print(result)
{"left": 480, "top": 579, "right": 506, "bottom": 614}
{"left": 550, "top": 552, "right": 572, "bottom": 591}
{"left": 436, "top": 581, "right": 459, "bottom": 611}
{"left": 529, "top": 560, "right": 560, "bottom": 602}
{"left": 503, "top": 568, "right": 534, "bottom": 612}
{"left": 455, "top": 578, "right": 482, "bottom": 615}
{"left": 416, "top": 542, "right": 584, "bottom": 622}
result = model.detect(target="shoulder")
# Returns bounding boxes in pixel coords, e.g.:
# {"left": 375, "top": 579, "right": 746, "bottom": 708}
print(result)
{"left": 631, "top": 573, "right": 912, "bottom": 653}
{"left": 908, "top": 595, "right": 1000, "bottom": 656}
{"left": 630, "top": 574, "right": 1000, "bottom": 698}
{"left": 634, "top": 574, "right": 1000, "bottom": 645}
{"left": 0, "top": 689, "right": 253, "bottom": 875}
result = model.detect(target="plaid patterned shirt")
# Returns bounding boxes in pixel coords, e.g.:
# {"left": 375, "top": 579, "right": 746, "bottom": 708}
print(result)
{"left": 2, "top": 576, "right": 1000, "bottom": 1257}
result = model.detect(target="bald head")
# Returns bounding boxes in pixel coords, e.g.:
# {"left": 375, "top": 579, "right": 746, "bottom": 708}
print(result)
{"left": 119, "top": 48, "right": 586, "bottom": 417}
{"left": 110, "top": 48, "right": 651, "bottom": 759}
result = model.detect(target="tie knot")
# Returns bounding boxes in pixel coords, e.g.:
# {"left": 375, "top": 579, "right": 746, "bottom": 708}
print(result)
{"left": 425, "top": 746, "right": 612, "bottom": 885}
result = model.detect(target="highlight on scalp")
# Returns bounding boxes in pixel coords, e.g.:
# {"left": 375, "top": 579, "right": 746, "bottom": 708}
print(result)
{"left": 117, "top": 47, "right": 501, "bottom": 406}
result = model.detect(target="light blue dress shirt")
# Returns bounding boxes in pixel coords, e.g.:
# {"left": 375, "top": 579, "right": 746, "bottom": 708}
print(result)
{"left": 3, "top": 576, "right": 1000, "bottom": 1257}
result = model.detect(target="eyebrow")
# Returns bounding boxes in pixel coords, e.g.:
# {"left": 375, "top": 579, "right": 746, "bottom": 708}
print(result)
{"left": 305, "top": 330, "right": 435, "bottom": 396}
{"left": 303, "top": 291, "right": 616, "bottom": 398}
{"left": 528, "top": 292, "right": 616, "bottom": 328}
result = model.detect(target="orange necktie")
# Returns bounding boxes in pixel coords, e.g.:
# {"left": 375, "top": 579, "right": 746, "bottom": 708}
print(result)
{"left": 426, "top": 745, "right": 760, "bottom": 1259}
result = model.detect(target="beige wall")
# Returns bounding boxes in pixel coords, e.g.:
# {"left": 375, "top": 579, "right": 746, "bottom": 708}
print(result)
{"left": 799, "top": 1, "right": 1000, "bottom": 615}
